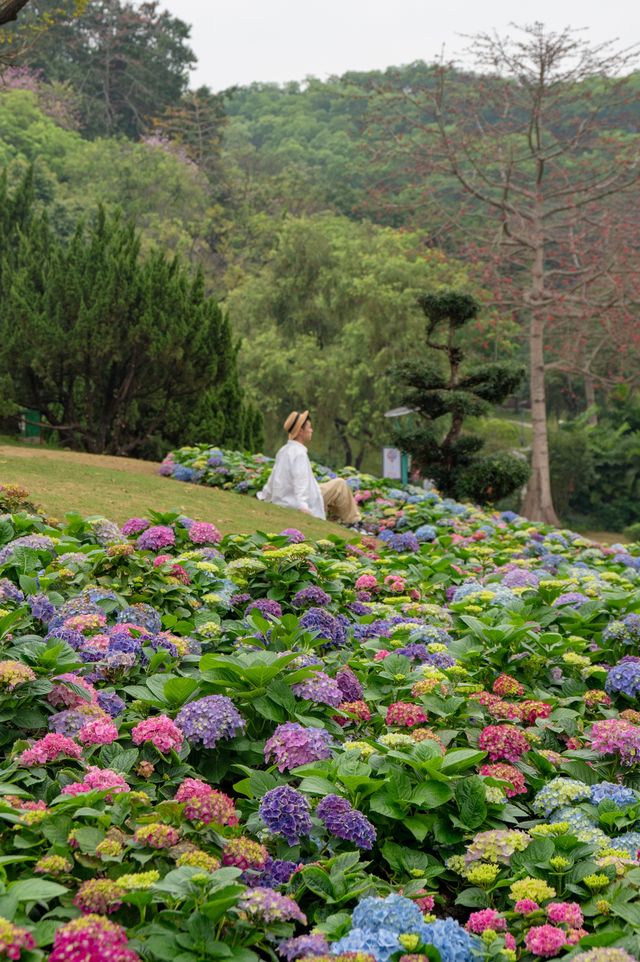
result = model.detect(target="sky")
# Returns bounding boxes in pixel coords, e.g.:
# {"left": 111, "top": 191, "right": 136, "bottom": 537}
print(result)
{"left": 161, "top": 0, "right": 640, "bottom": 92}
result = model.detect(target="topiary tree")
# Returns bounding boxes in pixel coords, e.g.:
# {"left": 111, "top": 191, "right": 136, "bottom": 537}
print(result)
{"left": 390, "top": 290, "right": 528, "bottom": 503}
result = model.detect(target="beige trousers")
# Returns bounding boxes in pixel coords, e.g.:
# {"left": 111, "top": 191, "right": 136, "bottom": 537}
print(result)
{"left": 319, "top": 478, "right": 362, "bottom": 525}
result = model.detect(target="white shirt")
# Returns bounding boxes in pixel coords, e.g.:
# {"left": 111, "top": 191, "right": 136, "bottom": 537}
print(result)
{"left": 257, "top": 440, "right": 326, "bottom": 519}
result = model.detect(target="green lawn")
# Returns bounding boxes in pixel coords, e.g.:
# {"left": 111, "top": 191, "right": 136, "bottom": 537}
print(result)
{"left": 0, "top": 443, "right": 349, "bottom": 540}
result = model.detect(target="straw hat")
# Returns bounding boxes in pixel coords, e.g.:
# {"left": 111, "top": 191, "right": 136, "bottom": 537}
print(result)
{"left": 284, "top": 410, "right": 309, "bottom": 440}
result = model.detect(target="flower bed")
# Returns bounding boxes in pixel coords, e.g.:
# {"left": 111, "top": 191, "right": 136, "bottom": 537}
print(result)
{"left": 0, "top": 477, "right": 640, "bottom": 960}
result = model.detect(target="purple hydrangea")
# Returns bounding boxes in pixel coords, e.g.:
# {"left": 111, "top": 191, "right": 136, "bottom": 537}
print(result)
{"left": 278, "top": 934, "right": 329, "bottom": 960}
{"left": 176, "top": 695, "right": 245, "bottom": 748}
{"left": 239, "top": 887, "right": 306, "bottom": 924}
{"left": 378, "top": 531, "right": 420, "bottom": 553}
{"left": 259, "top": 786, "right": 313, "bottom": 845}
{"left": 246, "top": 598, "right": 283, "bottom": 619}
{"left": 116, "top": 604, "right": 162, "bottom": 633}
{"left": 45, "top": 626, "right": 86, "bottom": 650}
{"left": 121, "top": 517, "right": 150, "bottom": 536}
{"left": 28, "top": 592, "right": 56, "bottom": 625}
{"left": 299, "top": 607, "right": 348, "bottom": 648}
{"left": 292, "top": 671, "right": 344, "bottom": 707}
{"left": 606, "top": 661, "right": 640, "bottom": 698}
{"left": 501, "top": 569, "right": 540, "bottom": 589}
{"left": 292, "top": 586, "right": 331, "bottom": 608}
{"left": 553, "top": 591, "right": 591, "bottom": 608}
{"left": 230, "top": 593, "right": 252, "bottom": 608}
{"left": 316, "top": 794, "right": 376, "bottom": 850}
{"left": 136, "top": 525, "right": 176, "bottom": 552}
{"left": 0, "top": 534, "right": 55, "bottom": 566}
{"left": 246, "top": 857, "right": 298, "bottom": 888}
{"left": 279, "top": 528, "right": 306, "bottom": 543}
{"left": 0, "top": 578, "right": 24, "bottom": 603}
{"left": 96, "top": 691, "right": 126, "bottom": 717}
{"left": 336, "top": 666, "right": 363, "bottom": 701}
{"left": 264, "top": 722, "right": 333, "bottom": 771}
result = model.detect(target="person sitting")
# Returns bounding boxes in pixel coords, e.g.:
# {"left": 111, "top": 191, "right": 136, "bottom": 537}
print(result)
{"left": 257, "top": 410, "right": 363, "bottom": 527}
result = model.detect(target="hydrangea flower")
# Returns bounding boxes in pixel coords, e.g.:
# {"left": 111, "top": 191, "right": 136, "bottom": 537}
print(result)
{"left": 0, "top": 660, "right": 36, "bottom": 689}
{"left": 49, "top": 914, "right": 141, "bottom": 962}
{"left": 264, "top": 722, "right": 333, "bottom": 771}
{"left": 278, "top": 934, "right": 330, "bottom": 960}
{"left": 590, "top": 782, "right": 638, "bottom": 808}
{"left": 336, "top": 666, "right": 363, "bottom": 701}
{"left": 316, "top": 794, "right": 376, "bottom": 849}
{"left": 174, "top": 778, "right": 238, "bottom": 825}
{"left": 259, "top": 786, "right": 313, "bottom": 845}
{"left": 18, "top": 733, "right": 83, "bottom": 766}
{"left": 477, "top": 724, "right": 530, "bottom": 762}
{"left": 0, "top": 918, "right": 36, "bottom": 960}
{"left": 176, "top": 695, "right": 245, "bottom": 748}
{"left": 524, "top": 924, "right": 568, "bottom": 956}
{"left": 132, "top": 715, "right": 184, "bottom": 753}
{"left": 606, "top": 660, "right": 640, "bottom": 698}
{"left": 532, "top": 777, "right": 591, "bottom": 816}
{"left": 300, "top": 607, "right": 348, "bottom": 648}
{"left": 479, "top": 763, "right": 527, "bottom": 797}
{"left": 239, "top": 887, "right": 306, "bottom": 924}
{"left": 292, "top": 672, "right": 344, "bottom": 707}
{"left": 292, "top": 586, "right": 331, "bottom": 608}
{"left": 136, "top": 525, "right": 176, "bottom": 551}
{"left": 73, "top": 878, "right": 124, "bottom": 914}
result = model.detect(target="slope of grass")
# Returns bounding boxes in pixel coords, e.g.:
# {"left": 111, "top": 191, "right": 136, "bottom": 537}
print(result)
{"left": 0, "top": 444, "right": 349, "bottom": 540}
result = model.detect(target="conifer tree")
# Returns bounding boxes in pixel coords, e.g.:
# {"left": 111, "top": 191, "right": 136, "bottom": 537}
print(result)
{"left": 0, "top": 174, "right": 261, "bottom": 456}
{"left": 391, "top": 291, "right": 528, "bottom": 503}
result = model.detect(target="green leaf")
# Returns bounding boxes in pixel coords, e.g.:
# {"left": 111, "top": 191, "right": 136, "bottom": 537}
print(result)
{"left": 612, "top": 902, "right": 640, "bottom": 928}
{"left": 441, "top": 748, "right": 487, "bottom": 773}
{"left": 411, "top": 781, "right": 453, "bottom": 808}
{"left": 455, "top": 887, "right": 489, "bottom": 908}
{"left": 163, "top": 677, "right": 199, "bottom": 707}
{"left": 301, "top": 865, "right": 335, "bottom": 900}
{"left": 9, "top": 878, "right": 68, "bottom": 901}
{"left": 455, "top": 776, "right": 487, "bottom": 830}
{"left": 297, "top": 776, "right": 337, "bottom": 796}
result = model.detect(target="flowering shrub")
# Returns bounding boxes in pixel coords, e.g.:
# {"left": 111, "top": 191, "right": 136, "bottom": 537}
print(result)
{"left": 0, "top": 463, "right": 640, "bottom": 959}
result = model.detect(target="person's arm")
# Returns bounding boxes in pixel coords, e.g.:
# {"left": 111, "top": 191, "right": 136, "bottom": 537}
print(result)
{"left": 291, "top": 449, "right": 312, "bottom": 513}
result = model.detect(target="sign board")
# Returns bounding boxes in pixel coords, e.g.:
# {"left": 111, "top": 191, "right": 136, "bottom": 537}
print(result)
{"left": 382, "top": 447, "right": 402, "bottom": 479}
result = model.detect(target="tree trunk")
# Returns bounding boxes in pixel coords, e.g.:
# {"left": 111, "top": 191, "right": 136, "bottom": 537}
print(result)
{"left": 584, "top": 373, "right": 598, "bottom": 425}
{"left": 522, "top": 221, "right": 560, "bottom": 525}
{"left": 0, "top": 0, "right": 30, "bottom": 26}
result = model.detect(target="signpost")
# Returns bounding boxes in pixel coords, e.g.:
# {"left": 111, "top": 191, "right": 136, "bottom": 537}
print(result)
{"left": 383, "top": 407, "right": 414, "bottom": 485}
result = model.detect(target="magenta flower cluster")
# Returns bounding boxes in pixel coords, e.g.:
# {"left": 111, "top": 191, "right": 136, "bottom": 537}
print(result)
{"left": 132, "top": 715, "right": 184, "bottom": 753}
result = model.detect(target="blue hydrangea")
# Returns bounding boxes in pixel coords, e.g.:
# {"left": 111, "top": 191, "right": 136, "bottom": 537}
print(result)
{"left": 590, "top": 782, "right": 638, "bottom": 808}
{"left": 378, "top": 531, "right": 420, "bottom": 553}
{"left": 417, "top": 918, "right": 479, "bottom": 962}
{"left": 606, "top": 661, "right": 640, "bottom": 698}
{"left": 300, "top": 607, "right": 348, "bottom": 648}
{"left": 352, "top": 894, "right": 424, "bottom": 934}
{"left": 116, "top": 603, "right": 162, "bottom": 634}
{"left": 532, "top": 778, "right": 591, "bottom": 817}
{"left": 0, "top": 578, "right": 24, "bottom": 603}
{"left": 611, "top": 831, "right": 640, "bottom": 857}
{"left": 331, "top": 927, "right": 400, "bottom": 962}
{"left": 500, "top": 510, "right": 520, "bottom": 522}
{"left": 415, "top": 524, "right": 437, "bottom": 542}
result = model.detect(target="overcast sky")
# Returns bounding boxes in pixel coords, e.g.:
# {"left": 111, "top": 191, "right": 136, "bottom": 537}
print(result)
{"left": 161, "top": 0, "right": 640, "bottom": 92}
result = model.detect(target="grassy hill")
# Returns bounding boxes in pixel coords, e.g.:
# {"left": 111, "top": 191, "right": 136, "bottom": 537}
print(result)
{"left": 0, "top": 442, "right": 348, "bottom": 540}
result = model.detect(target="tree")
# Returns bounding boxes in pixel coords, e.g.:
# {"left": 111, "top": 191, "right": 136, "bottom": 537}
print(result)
{"left": 0, "top": 173, "right": 261, "bottom": 457}
{"left": 227, "top": 214, "right": 470, "bottom": 468}
{"left": 16, "top": 0, "right": 195, "bottom": 138}
{"left": 390, "top": 291, "right": 528, "bottom": 503}
{"left": 423, "top": 24, "right": 640, "bottom": 522}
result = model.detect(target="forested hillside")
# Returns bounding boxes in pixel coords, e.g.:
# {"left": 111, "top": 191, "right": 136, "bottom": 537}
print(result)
{"left": 2, "top": 0, "right": 640, "bottom": 527}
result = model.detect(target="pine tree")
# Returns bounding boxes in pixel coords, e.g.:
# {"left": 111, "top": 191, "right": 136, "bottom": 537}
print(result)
{"left": 0, "top": 174, "right": 261, "bottom": 456}
{"left": 391, "top": 291, "right": 529, "bottom": 503}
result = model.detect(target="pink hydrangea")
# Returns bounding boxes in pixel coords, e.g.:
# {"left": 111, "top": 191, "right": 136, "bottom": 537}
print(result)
{"left": 63, "top": 614, "right": 107, "bottom": 634}
{"left": 49, "top": 914, "right": 141, "bottom": 962}
{"left": 48, "top": 672, "right": 98, "bottom": 708}
{"left": 18, "top": 733, "right": 83, "bottom": 766}
{"left": 131, "top": 715, "right": 184, "bottom": 753}
{"left": 465, "top": 909, "right": 507, "bottom": 934}
{"left": 478, "top": 724, "right": 530, "bottom": 762}
{"left": 589, "top": 718, "right": 640, "bottom": 765}
{"left": 547, "top": 902, "right": 584, "bottom": 928}
{"left": 64, "top": 766, "right": 130, "bottom": 799}
{"left": 134, "top": 822, "right": 180, "bottom": 848}
{"left": 355, "top": 574, "right": 378, "bottom": 591}
{"left": 78, "top": 718, "right": 119, "bottom": 745}
{"left": 515, "top": 899, "right": 541, "bottom": 914}
{"left": 524, "top": 924, "right": 568, "bottom": 957}
{"left": 73, "top": 879, "right": 124, "bottom": 915}
{"left": 188, "top": 521, "right": 222, "bottom": 544}
{"left": 479, "top": 762, "right": 527, "bottom": 797}
{"left": 174, "top": 778, "right": 238, "bottom": 826}
{"left": 374, "top": 650, "right": 390, "bottom": 661}
{"left": 0, "top": 918, "right": 35, "bottom": 960}
{"left": 386, "top": 702, "right": 428, "bottom": 727}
